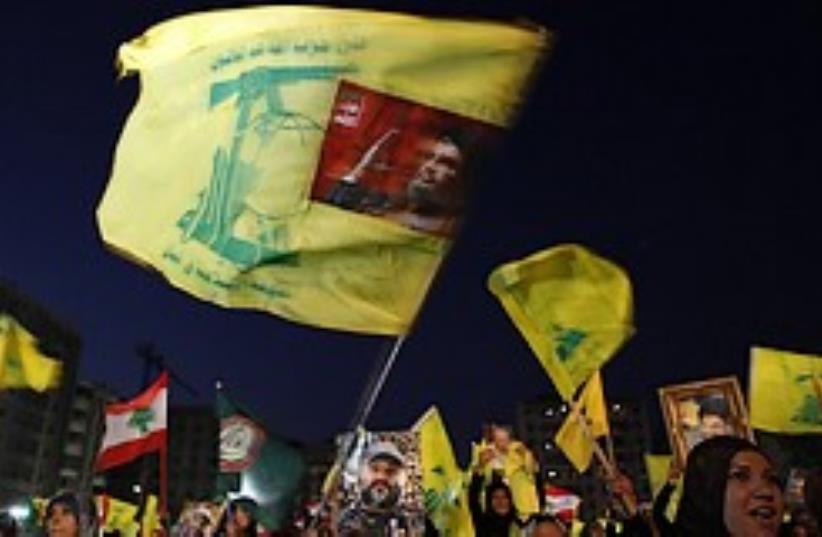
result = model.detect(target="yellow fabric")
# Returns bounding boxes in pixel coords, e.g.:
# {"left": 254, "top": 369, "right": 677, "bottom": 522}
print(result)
{"left": 413, "top": 407, "right": 474, "bottom": 537}
{"left": 749, "top": 346, "right": 822, "bottom": 434}
{"left": 644, "top": 454, "right": 673, "bottom": 498}
{"left": 470, "top": 439, "right": 540, "bottom": 517}
{"left": 554, "top": 372, "right": 609, "bottom": 473}
{"left": 0, "top": 314, "right": 62, "bottom": 391}
{"left": 97, "top": 6, "right": 547, "bottom": 335}
{"left": 488, "top": 244, "right": 634, "bottom": 400}
{"left": 141, "top": 495, "right": 159, "bottom": 537}
{"left": 100, "top": 495, "right": 140, "bottom": 537}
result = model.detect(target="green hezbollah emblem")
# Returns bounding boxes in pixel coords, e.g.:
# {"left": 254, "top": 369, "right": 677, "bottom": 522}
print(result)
{"left": 177, "top": 65, "right": 354, "bottom": 269}
{"left": 550, "top": 323, "right": 588, "bottom": 363}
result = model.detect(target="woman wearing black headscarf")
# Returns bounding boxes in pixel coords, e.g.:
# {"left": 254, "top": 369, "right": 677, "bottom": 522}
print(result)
{"left": 674, "top": 436, "right": 784, "bottom": 537}
{"left": 469, "top": 473, "right": 522, "bottom": 537}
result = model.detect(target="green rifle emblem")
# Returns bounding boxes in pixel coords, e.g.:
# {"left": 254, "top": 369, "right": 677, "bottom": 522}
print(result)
{"left": 177, "top": 64, "right": 355, "bottom": 269}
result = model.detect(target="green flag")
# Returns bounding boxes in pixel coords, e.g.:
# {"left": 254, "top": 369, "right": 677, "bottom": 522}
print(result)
{"left": 217, "top": 387, "right": 305, "bottom": 530}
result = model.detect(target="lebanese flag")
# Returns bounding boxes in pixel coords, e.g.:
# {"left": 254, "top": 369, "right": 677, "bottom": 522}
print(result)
{"left": 96, "top": 372, "right": 168, "bottom": 471}
{"left": 544, "top": 485, "right": 581, "bottom": 525}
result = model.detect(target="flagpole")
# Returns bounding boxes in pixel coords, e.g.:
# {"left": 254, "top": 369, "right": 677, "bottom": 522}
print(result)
{"left": 159, "top": 444, "right": 168, "bottom": 520}
{"left": 348, "top": 334, "right": 407, "bottom": 430}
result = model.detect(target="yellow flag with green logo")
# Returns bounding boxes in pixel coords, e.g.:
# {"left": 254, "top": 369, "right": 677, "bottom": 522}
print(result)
{"left": 413, "top": 407, "right": 474, "bottom": 537}
{"left": 488, "top": 244, "right": 634, "bottom": 400}
{"left": 749, "top": 347, "right": 822, "bottom": 434}
{"left": 554, "top": 371, "right": 609, "bottom": 473}
{"left": 0, "top": 314, "right": 62, "bottom": 391}
{"left": 97, "top": 6, "right": 547, "bottom": 335}
{"left": 99, "top": 495, "right": 140, "bottom": 537}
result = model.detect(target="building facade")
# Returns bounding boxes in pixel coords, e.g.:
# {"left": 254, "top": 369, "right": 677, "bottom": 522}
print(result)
{"left": 516, "top": 396, "right": 652, "bottom": 520}
{"left": 168, "top": 405, "right": 218, "bottom": 516}
{"left": 58, "top": 381, "right": 118, "bottom": 498}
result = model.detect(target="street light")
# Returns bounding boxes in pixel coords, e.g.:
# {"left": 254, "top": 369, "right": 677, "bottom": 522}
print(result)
{"left": 8, "top": 504, "right": 31, "bottom": 521}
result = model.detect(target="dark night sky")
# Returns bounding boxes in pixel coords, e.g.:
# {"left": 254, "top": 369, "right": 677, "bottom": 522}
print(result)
{"left": 1, "top": 1, "right": 819, "bottom": 462}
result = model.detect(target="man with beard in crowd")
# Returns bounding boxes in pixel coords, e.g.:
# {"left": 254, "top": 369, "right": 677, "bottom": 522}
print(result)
{"left": 338, "top": 441, "right": 410, "bottom": 537}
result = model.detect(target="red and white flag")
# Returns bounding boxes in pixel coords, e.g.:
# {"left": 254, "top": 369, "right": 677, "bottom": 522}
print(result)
{"left": 544, "top": 485, "right": 581, "bottom": 525}
{"left": 96, "top": 372, "right": 168, "bottom": 471}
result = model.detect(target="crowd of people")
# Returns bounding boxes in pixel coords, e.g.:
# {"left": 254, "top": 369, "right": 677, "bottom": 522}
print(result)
{"left": 1, "top": 429, "right": 820, "bottom": 537}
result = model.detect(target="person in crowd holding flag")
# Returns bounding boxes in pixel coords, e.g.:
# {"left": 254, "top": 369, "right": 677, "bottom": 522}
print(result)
{"left": 674, "top": 436, "right": 784, "bottom": 537}
{"left": 215, "top": 498, "right": 258, "bottom": 537}
{"left": 469, "top": 448, "right": 525, "bottom": 537}
{"left": 44, "top": 491, "right": 98, "bottom": 537}
{"left": 474, "top": 424, "right": 541, "bottom": 518}
{"left": 337, "top": 440, "right": 410, "bottom": 537}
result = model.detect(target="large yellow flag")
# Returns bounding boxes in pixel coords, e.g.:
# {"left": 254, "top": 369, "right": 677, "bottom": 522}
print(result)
{"left": 554, "top": 372, "right": 609, "bottom": 473}
{"left": 488, "top": 244, "right": 634, "bottom": 400}
{"left": 749, "top": 347, "right": 822, "bottom": 434}
{"left": 97, "top": 7, "right": 547, "bottom": 335}
{"left": 413, "top": 407, "right": 474, "bottom": 537}
{"left": 0, "top": 314, "right": 62, "bottom": 391}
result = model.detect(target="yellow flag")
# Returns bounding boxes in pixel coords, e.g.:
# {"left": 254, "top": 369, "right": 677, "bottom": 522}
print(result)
{"left": 100, "top": 495, "right": 140, "bottom": 536}
{"left": 141, "top": 495, "right": 159, "bottom": 537}
{"left": 488, "top": 244, "right": 633, "bottom": 400}
{"left": 749, "top": 347, "right": 822, "bottom": 434}
{"left": 97, "top": 7, "right": 547, "bottom": 335}
{"left": 644, "top": 454, "right": 673, "bottom": 498}
{"left": 0, "top": 314, "right": 62, "bottom": 391}
{"left": 554, "top": 372, "right": 609, "bottom": 473}
{"left": 413, "top": 407, "right": 474, "bottom": 537}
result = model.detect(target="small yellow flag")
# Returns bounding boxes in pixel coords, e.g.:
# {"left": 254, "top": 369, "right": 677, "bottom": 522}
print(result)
{"left": 413, "top": 407, "right": 474, "bottom": 537}
{"left": 141, "top": 495, "right": 159, "bottom": 537}
{"left": 0, "top": 314, "right": 62, "bottom": 391}
{"left": 644, "top": 454, "right": 673, "bottom": 498}
{"left": 554, "top": 372, "right": 609, "bottom": 473}
{"left": 98, "top": 6, "right": 547, "bottom": 335}
{"left": 99, "top": 495, "right": 140, "bottom": 537}
{"left": 488, "top": 244, "right": 634, "bottom": 400}
{"left": 749, "top": 347, "right": 822, "bottom": 434}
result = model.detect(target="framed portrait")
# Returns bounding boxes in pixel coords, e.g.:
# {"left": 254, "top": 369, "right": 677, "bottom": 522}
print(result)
{"left": 658, "top": 376, "right": 752, "bottom": 467}
{"left": 335, "top": 429, "right": 425, "bottom": 537}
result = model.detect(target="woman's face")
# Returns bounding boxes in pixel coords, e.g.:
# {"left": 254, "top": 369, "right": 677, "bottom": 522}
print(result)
{"left": 46, "top": 504, "right": 79, "bottom": 537}
{"left": 233, "top": 507, "right": 251, "bottom": 530}
{"left": 490, "top": 488, "right": 512, "bottom": 516}
{"left": 724, "top": 450, "right": 784, "bottom": 537}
